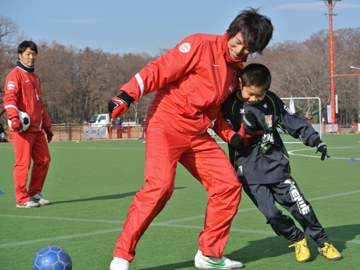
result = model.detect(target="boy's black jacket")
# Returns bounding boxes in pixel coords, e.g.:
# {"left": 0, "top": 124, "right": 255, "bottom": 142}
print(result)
{"left": 222, "top": 90, "right": 320, "bottom": 185}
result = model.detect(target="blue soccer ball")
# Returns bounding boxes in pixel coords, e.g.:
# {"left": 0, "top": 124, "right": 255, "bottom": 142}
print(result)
{"left": 33, "top": 246, "right": 72, "bottom": 270}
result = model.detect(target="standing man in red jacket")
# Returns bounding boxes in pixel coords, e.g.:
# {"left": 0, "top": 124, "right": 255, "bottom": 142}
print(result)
{"left": 108, "top": 8, "right": 273, "bottom": 270}
{"left": 4, "top": 40, "right": 53, "bottom": 208}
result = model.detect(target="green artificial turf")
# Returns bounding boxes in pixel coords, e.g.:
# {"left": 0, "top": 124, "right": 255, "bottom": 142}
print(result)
{"left": 0, "top": 134, "right": 359, "bottom": 269}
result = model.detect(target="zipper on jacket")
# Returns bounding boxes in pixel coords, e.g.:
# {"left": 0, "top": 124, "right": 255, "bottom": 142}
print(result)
{"left": 34, "top": 88, "right": 39, "bottom": 100}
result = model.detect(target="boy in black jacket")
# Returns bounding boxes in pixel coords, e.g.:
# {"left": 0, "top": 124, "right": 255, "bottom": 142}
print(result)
{"left": 222, "top": 63, "right": 341, "bottom": 262}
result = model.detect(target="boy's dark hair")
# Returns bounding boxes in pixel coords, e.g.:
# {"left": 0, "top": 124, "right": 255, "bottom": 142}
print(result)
{"left": 241, "top": 63, "right": 271, "bottom": 91}
{"left": 18, "top": 40, "right": 38, "bottom": 55}
{"left": 227, "top": 7, "right": 273, "bottom": 54}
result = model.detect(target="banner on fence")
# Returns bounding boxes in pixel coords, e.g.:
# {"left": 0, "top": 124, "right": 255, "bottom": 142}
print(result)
{"left": 327, "top": 105, "right": 332, "bottom": 124}
{"left": 325, "top": 124, "right": 338, "bottom": 133}
{"left": 289, "top": 95, "right": 296, "bottom": 114}
{"left": 83, "top": 127, "right": 108, "bottom": 138}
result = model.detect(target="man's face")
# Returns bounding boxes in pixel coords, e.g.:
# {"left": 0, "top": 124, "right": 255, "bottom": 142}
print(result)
{"left": 238, "top": 83, "right": 267, "bottom": 106}
{"left": 227, "top": 32, "right": 252, "bottom": 60}
{"left": 18, "top": 48, "right": 37, "bottom": 67}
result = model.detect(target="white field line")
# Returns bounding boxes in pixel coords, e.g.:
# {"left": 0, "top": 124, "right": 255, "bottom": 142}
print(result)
{"left": 0, "top": 228, "right": 123, "bottom": 248}
{"left": 1, "top": 189, "right": 359, "bottom": 249}
{"left": 288, "top": 146, "right": 360, "bottom": 160}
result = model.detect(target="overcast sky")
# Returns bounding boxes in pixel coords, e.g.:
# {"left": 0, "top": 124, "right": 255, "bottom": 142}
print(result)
{"left": 1, "top": 0, "right": 360, "bottom": 56}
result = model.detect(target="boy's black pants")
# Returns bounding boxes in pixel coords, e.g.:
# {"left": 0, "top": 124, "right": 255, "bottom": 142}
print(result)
{"left": 242, "top": 178, "right": 329, "bottom": 246}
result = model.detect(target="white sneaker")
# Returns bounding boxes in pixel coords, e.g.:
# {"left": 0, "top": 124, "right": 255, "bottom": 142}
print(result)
{"left": 30, "top": 192, "right": 51, "bottom": 205}
{"left": 109, "top": 257, "right": 130, "bottom": 270}
{"left": 16, "top": 200, "right": 40, "bottom": 208}
{"left": 194, "top": 250, "right": 243, "bottom": 269}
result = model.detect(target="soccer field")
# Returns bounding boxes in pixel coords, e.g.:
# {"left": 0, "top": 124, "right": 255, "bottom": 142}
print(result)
{"left": 0, "top": 134, "right": 359, "bottom": 269}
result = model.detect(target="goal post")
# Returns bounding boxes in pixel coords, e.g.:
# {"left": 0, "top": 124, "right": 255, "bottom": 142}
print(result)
{"left": 280, "top": 97, "right": 322, "bottom": 139}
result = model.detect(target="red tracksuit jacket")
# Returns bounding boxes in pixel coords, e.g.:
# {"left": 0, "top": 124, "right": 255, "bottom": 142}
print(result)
{"left": 121, "top": 33, "right": 245, "bottom": 141}
{"left": 4, "top": 66, "right": 51, "bottom": 132}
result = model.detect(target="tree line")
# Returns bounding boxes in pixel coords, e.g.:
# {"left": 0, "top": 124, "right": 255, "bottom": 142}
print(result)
{"left": 1, "top": 15, "right": 360, "bottom": 125}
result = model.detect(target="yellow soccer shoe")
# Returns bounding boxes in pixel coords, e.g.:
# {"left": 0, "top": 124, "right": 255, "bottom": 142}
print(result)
{"left": 289, "top": 238, "right": 311, "bottom": 262}
{"left": 319, "top": 242, "right": 342, "bottom": 260}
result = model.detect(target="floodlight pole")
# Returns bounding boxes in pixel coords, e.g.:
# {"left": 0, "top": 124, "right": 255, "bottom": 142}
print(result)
{"left": 349, "top": 66, "right": 360, "bottom": 122}
{"left": 322, "top": 1, "right": 360, "bottom": 124}
{"left": 322, "top": 0, "right": 340, "bottom": 124}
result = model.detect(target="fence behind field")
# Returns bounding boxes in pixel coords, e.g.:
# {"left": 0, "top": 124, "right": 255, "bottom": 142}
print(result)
{"left": 2, "top": 123, "right": 146, "bottom": 142}
{"left": 51, "top": 124, "right": 146, "bottom": 141}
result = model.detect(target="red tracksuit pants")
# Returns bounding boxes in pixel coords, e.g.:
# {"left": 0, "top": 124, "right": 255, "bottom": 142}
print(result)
{"left": 113, "top": 125, "right": 242, "bottom": 262}
{"left": 12, "top": 131, "right": 51, "bottom": 205}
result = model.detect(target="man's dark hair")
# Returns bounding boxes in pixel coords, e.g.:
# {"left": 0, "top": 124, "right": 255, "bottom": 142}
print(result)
{"left": 18, "top": 40, "right": 38, "bottom": 55}
{"left": 227, "top": 7, "right": 273, "bottom": 54}
{"left": 241, "top": 63, "right": 271, "bottom": 91}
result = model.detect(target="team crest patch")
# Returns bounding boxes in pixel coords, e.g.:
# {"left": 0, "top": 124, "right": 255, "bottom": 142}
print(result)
{"left": 179, "top": 43, "right": 191, "bottom": 53}
{"left": 284, "top": 179, "right": 292, "bottom": 184}
{"left": 265, "top": 115, "right": 273, "bottom": 128}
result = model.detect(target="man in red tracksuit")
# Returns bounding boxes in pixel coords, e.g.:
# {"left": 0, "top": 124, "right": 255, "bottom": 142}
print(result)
{"left": 108, "top": 8, "right": 273, "bottom": 270}
{"left": 4, "top": 40, "right": 53, "bottom": 208}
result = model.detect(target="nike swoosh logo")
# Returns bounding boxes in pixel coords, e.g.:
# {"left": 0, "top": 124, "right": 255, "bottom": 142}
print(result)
{"left": 26, "top": 80, "right": 30, "bottom": 82}
{"left": 212, "top": 63, "right": 221, "bottom": 67}
{"left": 201, "top": 257, "right": 226, "bottom": 266}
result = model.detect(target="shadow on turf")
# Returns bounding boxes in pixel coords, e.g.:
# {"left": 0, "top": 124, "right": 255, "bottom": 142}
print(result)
{"left": 136, "top": 224, "right": 359, "bottom": 269}
{"left": 52, "top": 187, "right": 187, "bottom": 204}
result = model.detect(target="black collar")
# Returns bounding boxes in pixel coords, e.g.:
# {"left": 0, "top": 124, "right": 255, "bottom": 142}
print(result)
{"left": 17, "top": 60, "right": 35, "bottom": 74}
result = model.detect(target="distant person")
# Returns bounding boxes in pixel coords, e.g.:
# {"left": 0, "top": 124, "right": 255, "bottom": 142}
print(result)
{"left": 222, "top": 63, "right": 341, "bottom": 263}
{"left": 0, "top": 123, "right": 9, "bottom": 142}
{"left": 140, "top": 118, "right": 146, "bottom": 139}
{"left": 108, "top": 8, "right": 273, "bottom": 270}
{"left": 4, "top": 40, "right": 53, "bottom": 208}
{"left": 115, "top": 117, "right": 123, "bottom": 138}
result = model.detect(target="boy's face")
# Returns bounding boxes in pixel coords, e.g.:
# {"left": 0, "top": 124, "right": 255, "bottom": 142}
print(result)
{"left": 238, "top": 83, "right": 267, "bottom": 106}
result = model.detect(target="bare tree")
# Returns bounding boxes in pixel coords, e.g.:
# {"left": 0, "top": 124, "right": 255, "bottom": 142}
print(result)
{"left": 35, "top": 41, "right": 77, "bottom": 123}
{"left": 0, "top": 15, "right": 26, "bottom": 103}
{"left": 5, "top": 12, "right": 359, "bottom": 124}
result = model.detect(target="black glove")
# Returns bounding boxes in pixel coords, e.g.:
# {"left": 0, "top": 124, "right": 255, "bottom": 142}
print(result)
{"left": 314, "top": 138, "right": 330, "bottom": 161}
{"left": 243, "top": 110, "right": 257, "bottom": 133}
{"left": 108, "top": 91, "right": 134, "bottom": 121}
{"left": 230, "top": 133, "right": 244, "bottom": 149}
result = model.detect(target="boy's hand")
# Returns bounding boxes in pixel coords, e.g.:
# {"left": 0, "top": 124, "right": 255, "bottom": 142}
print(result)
{"left": 243, "top": 110, "right": 257, "bottom": 133}
{"left": 315, "top": 141, "right": 330, "bottom": 161}
{"left": 230, "top": 110, "right": 263, "bottom": 149}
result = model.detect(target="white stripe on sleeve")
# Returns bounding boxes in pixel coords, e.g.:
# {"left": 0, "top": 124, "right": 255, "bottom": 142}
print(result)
{"left": 4, "top": 105, "right": 19, "bottom": 112}
{"left": 135, "top": 73, "right": 144, "bottom": 98}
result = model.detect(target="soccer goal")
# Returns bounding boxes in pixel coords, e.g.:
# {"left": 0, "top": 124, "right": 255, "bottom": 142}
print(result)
{"left": 281, "top": 97, "right": 322, "bottom": 139}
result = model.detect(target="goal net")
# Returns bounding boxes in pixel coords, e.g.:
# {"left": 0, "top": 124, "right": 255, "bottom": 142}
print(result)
{"left": 280, "top": 97, "right": 322, "bottom": 139}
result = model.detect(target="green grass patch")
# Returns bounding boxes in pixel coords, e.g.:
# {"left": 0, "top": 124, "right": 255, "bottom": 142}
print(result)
{"left": 0, "top": 135, "right": 359, "bottom": 269}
